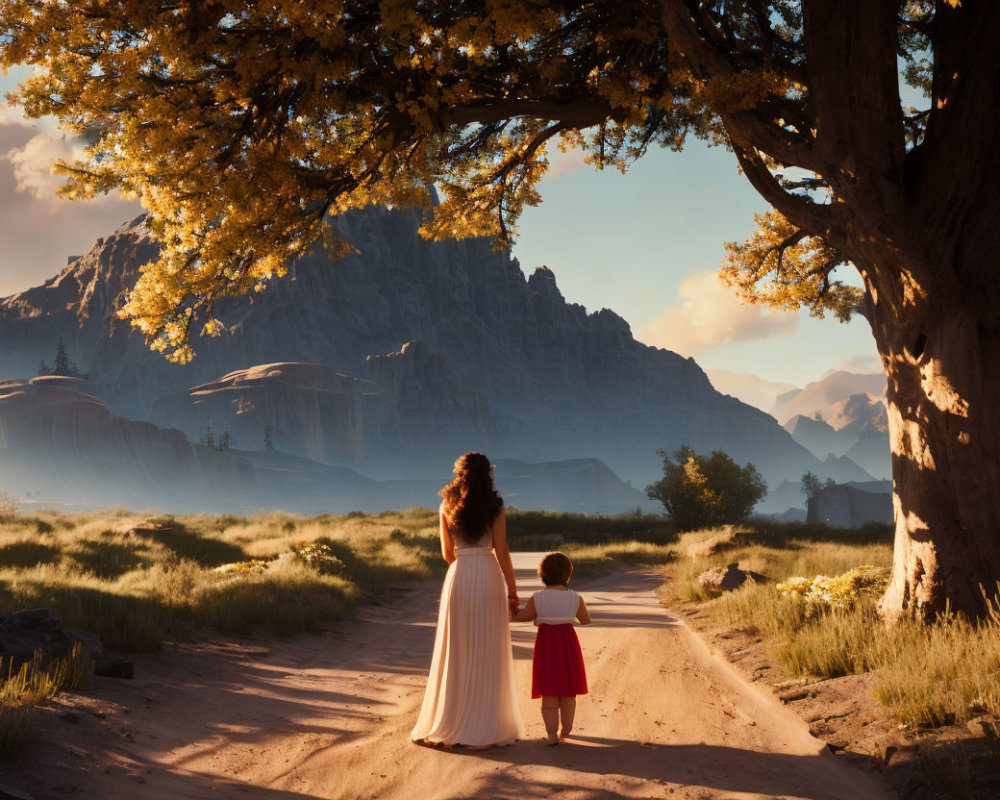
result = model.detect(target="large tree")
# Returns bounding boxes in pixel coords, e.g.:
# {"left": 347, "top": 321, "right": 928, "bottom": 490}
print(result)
{"left": 2, "top": 1, "right": 997, "bottom": 617}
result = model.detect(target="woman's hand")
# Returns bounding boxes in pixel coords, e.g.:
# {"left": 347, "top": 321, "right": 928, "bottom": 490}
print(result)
{"left": 507, "top": 594, "right": 520, "bottom": 615}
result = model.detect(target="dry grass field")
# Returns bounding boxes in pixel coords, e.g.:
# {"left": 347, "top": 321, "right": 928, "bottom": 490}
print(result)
{"left": 0, "top": 505, "right": 675, "bottom": 754}
{"left": 8, "top": 505, "right": 1000, "bottom": 796}
{"left": 665, "top": 522, "right": 1000, "bottom": 728}
{"left": 664, "top": 521, "right": 1000, "bottom": 798}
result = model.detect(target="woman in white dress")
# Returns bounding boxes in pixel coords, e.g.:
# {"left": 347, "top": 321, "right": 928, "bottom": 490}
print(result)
{"left": 411, "top": 452, "right": 524, "bottom": 747}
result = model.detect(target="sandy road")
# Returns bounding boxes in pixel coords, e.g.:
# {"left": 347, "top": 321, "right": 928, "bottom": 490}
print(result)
{"left": 6, "top": 554, "right": 895, "bottom": 800}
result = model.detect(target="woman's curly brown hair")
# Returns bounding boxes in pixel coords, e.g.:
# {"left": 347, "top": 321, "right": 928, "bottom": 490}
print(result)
{"left": 439, "top": 452, "right": 503, "bottom": 543}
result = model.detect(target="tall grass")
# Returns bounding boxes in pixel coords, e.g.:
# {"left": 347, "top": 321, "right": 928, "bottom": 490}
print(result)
{"left": 662, "top": 521, "right": 1000, "bottom": 729}
{"left": 0, "top": 508, "right": 444, "bottom": 651}
{"left": 0, "top": 505, "right": 675, "bottom": 755}
{"left": 0, "top": 506, "right": 674, "bottom": 651}
{"left": 505, "top": 508, "right": 674, "bottom": 551}
{"left": 0, "top": 643, "right": 93, "bottom": 755}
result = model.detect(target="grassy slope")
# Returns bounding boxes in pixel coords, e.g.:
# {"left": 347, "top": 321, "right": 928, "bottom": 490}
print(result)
{"left": 663, "top": 521, "right": 1000, "bottom": 728}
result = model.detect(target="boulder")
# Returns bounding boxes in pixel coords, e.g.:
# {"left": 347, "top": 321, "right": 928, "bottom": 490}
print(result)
{"left": 697, "top": 563, "right": 766, "bottom": 596}
{"left": 0, "top": 609, "right": 102, "bottom": 670}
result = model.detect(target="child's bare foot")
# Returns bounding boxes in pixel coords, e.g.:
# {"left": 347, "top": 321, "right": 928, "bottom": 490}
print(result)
{"left": 545, "top": 733, "right": 559, "bottom": 746}
{"left": 559, "top": 727, "right": 572, "bottom": 741}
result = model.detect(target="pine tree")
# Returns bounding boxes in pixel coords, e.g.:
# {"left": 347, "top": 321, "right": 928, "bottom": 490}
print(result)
{"left": 53, "top": 339, "right": 70, "bottom": 376}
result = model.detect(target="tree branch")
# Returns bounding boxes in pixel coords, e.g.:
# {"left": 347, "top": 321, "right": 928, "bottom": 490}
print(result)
{"left": 445, "top": 98, "right": 613, "bottom": 130}
{"left": 660, "top": 0, "right": 822, "bottom": 174}
{"left": 731, "top": 140, "right": 838, "bottom": 240}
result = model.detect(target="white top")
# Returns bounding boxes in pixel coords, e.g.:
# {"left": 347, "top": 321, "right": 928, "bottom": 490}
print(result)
{"left": 533, "top": 588, "right": 581, "bottom": 625}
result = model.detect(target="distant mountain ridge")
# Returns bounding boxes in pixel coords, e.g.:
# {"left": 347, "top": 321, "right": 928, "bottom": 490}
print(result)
{"left": 0, "top": 206, "right": 829, "bottom": 506}
{"left": 0, "top": 377, "right": 651, "bottom": 513}
{"left": 771, "top": 370, "right": 886, "bottom": 425}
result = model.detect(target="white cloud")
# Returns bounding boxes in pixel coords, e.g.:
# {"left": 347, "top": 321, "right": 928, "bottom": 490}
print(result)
{"left": 0, "top": 114, "right": 141, "bottom": 296}
{"left": 545, "top": 145, "right": 588, "bottom": 178}
{"left": 637, "top": 270, "right": 798, "bottom": 355}
{"left": 835, "top": 354, "right": 883, "bottom": 374}
{"left": 705, "top": 369, "right": 798, "bottom": 413}
{"left": 6, "top": 131, "right": 81, "bottom": 203}
{"left": 0, "top": 102, "right": 30, "bottom": 128}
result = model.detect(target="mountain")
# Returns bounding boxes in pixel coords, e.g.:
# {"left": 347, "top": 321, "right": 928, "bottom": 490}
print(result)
{"left": 0, "top": 206, "right": 829, "bottom": 508}
{"left": 771, "top": 370, "right": 886, "bottom": 425}
{"left": 806, "top": 480, "right": 893, "bottom": 528}
{"left": 783, "top": 415, "right": 848, "bottom": 458}
{"left": 0, "top": 378, "right": 652, "bottom": 514}
{"left": 782, "top": 390, "right": 889, "bottom": 479}
{"left": 0, "top": 377, "right": 254, "bottom": 510}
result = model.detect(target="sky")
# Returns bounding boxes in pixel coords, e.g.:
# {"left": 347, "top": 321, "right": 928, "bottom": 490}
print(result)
{"left": 0, "top": 70, "right": 880, "bottom": 405}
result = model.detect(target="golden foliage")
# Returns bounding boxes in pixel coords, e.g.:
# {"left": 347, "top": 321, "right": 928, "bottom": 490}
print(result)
{"left": 0, "top": 2, "right": 922, "bottom": 357}
{"left": 720, "top": 210, "right": 863, "bottom": 321}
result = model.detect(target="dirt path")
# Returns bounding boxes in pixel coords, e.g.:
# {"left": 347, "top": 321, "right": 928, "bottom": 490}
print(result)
{"left": 7, "top": 554, "right": 895, "bottom": 800}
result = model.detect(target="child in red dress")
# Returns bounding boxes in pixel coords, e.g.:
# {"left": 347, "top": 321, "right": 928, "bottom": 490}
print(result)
{"left": 511, "top": 552, "right": 591, "bottom": 745}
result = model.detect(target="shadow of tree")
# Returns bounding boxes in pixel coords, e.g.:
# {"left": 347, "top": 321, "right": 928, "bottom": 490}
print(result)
{"left": 0, "top": 541, "right": 60, "bottom": 569}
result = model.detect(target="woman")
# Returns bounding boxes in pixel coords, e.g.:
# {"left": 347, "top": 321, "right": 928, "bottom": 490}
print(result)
{"left": 411, "top": 452, "right": 524, "bottom": 747}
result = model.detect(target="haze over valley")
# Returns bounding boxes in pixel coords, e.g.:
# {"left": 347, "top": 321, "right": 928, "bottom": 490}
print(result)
{"left": 0, "top": 205, "right": 887, "bottom": 516}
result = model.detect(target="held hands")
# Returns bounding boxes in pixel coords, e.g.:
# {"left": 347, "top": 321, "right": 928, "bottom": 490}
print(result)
{"left": 508, "top": 594, "right": 520, "bottom": 617}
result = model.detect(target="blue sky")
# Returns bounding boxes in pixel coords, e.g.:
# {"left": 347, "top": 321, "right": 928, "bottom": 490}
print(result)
{"left": 514, "top": 141, "right": 880, "bottom": 391}
{"left": 0, "top": 70, "right": 879, "bottom": 404}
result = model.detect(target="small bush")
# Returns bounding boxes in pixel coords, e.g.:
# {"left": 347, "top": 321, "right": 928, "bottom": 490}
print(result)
{"left": 775, "top": 566, "right": 889, "bottom": 617}
{"left": 291, "top": 543, "right": 347, "bottom": 576}
{"left": 646, "top": 446, "right": 766, "bottom": 530}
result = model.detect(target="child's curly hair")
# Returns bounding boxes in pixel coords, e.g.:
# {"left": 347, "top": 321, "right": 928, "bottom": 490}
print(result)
{"left": 538, "top": 552, "right": 573, "bottom": 586}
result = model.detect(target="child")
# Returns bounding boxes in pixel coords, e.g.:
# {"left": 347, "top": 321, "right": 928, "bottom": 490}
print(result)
{"left": 512, "top": 552, "right": 591, "bottom": 745}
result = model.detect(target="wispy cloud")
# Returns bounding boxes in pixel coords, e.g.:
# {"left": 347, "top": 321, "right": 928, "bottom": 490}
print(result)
{"left": 704, "top": 369, "right": 798, "bottom": 413}
{"left": 834, "top": 354, "right": 883, "bottom": 375}
{"left": 6, "top": 131, "right": 83, "bottom": 203}
{"left": 0, "top": 110, "right": 141, "bottom": 296}
{"left": 545, "top": 145, "right": 588, "bottom": 178}
{"left": 637, "top": 270, "right": 798, "bottom": 355}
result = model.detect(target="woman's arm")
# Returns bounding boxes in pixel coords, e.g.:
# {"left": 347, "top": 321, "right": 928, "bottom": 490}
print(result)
{"left": 576, "top": 596, "right": 592, "bottom": 625}
{"left": 510, "top": 595, "right": 537, "bottom": 622}
{"left": 491, "top": 507, "right": 518, "bottom": 602}
{"left": 439, "top": 505, "right": 456, "bottom": 564}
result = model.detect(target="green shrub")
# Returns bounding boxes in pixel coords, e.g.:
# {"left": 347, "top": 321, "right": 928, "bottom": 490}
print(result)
{"left": 646, "top": 446, "right": 766, "bottom": 530}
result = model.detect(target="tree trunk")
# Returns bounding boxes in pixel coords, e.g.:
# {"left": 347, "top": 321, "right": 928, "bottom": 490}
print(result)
{"left": 875, "top": 292, "right": 1000, "bottom": 619}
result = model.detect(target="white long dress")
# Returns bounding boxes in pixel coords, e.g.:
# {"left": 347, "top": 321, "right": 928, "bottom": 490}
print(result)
{"left": 410, "top": 532, "right": 524, "bottom": 746}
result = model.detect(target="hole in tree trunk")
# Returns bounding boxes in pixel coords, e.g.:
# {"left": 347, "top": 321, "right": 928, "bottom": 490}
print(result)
{"left": 908, "top": 333, "right": 927, "bottom": 359}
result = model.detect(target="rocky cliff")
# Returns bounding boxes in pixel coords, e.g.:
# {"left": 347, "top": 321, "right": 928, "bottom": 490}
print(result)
{"left": 784, "top": 392, "right": 889, "bottom": 479}
{"left": 0, "top": 206, "right": 823, "bottom": 489}
{"left": 0, "top": 378, "right": 650, "bottom": 513}
{"left": 0, "top": 378, "right": 255, "bottom": 509}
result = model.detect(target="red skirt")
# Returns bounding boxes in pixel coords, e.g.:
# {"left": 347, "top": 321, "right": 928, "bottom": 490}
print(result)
{"left": 531, "top": 623, "right": 588, "bottom": 698}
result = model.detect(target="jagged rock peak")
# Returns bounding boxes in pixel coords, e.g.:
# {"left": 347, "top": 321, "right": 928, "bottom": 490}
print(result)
{"left": 527, "top": 265, "right": 563, "bottom": 301}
